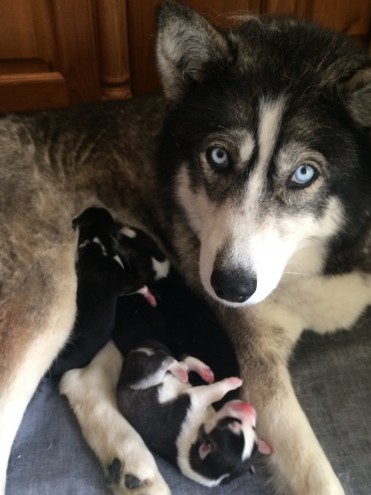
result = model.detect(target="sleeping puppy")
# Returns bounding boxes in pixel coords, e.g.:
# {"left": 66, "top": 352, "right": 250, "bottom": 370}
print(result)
{"left": 115, "top": 341, "right": 271, "bottom": 487}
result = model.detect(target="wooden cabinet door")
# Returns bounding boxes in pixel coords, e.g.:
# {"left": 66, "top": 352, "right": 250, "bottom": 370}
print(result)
{"left": 0, "top": 0, "right": 131, "bottom": 113}
{"left": 0, "top": 0, "right": 69, "bottom": 112}
{"left": 127, "top": 0, "right": 371, "bottom": 97}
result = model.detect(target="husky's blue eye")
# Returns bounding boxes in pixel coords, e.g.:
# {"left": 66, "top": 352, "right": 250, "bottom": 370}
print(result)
{"left": 206, "top": 146, "right": 230, "bottom": 169}
{"left": 289, "top": 164, "right": 317, "bottom": 187}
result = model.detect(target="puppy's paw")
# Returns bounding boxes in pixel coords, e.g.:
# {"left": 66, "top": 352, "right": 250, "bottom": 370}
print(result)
{"left": 107, "top": 456, "right": 170, "bottom": 495}
{"left": 181, "top": 356, "right": 214, "bottom": 383}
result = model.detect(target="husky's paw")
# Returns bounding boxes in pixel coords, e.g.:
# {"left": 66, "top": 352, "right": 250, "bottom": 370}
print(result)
{"left": 266, "top": 428, "right": 346, "bottom": 495}
{"left": 272, "top": 470, "right": 345, "bottom": 495}
{"left": 107, "top": 456, "right": 170, "bottom": 495}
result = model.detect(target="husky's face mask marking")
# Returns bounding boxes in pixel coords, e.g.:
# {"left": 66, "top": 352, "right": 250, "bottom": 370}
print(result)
{"left": 172, "top": 92, "right": 347, "bottom": 306}
{"left": 157, "top": 6, "right": 371, "bottom": 306}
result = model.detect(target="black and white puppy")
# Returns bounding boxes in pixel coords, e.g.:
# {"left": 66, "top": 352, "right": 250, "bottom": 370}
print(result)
{"left": 116, "top": 340, "right": 271, "bottom": 487}
{"left": 50, "top": 207, "right": 153, "bottom": 377}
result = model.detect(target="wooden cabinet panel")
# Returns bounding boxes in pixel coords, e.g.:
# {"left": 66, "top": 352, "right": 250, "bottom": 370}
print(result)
{"left": 0, "top": 59, "right": 69, "bottom": 112}
{"left": 0, "top": 0, "right": 131, "bottom": 112}
{"left": 0, "top": 0, "right": 55, "bottom": 61}
{"left": 0, "top": 71, "right": 69, "bottom": 113}
{"left": 126, "top": 0, "right": 160, "bottom": 97}
{"left": 50, "top": 0, "right": 101, "bottom": 104}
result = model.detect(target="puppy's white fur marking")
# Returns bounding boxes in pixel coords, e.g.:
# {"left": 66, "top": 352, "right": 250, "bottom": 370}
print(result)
{"left": 120, "top": 227, "right": 137, "bottom": 239}
{"left": 93, "top": 237, "right": 107, "bottom": 255}
{"left": 131, "top": 356, "right": 179, "bottom": 391}
{"left": 114, "top": 254, "right": 125, "bottom": 269}
{"left": 152, "top": 257, "right": 170, "bottom": 280}
{"left": 60, "top": 342, "right": 170, "bottom": 495}
{"left": 157, "top": 375, "right": 189, "bottom": 404}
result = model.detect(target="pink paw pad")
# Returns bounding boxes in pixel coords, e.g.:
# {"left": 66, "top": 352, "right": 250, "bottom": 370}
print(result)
{"left": 175, "top": 368, "right": 189, "bottom": 383}
{"left": 199, "top": 367, "right": 214, "bottom": 383}
{"left": 168, "top": 361, "right": 189, "bottom": 383}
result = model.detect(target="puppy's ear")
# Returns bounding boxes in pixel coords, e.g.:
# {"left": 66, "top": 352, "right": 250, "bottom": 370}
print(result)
{"left": 340, "top": 67, "right": 371, "bottom": 128}
{"left": 198, "top": 441, "right": 213, "bottom": 460}
{"left": 155, "top": 0, "right": 230, "bottom": 102}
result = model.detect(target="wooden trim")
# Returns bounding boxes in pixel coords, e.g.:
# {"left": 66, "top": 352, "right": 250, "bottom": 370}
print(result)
{"left": 0, "top": 72, "right": 69, "bottom": 112}
{"left": 50, "top": 0, "right": 101, "bottom": 104}
{"left": 0, "top": 58, "right": 50, "bottom": 75}
{"left": 126, "top": 0, "right": 161, "bottom": 96}
{"left": 29, "top": 0, "right": 56, "bottom": 64}
{"left": 95, "top": 0, "right": 131, "bottom": 99}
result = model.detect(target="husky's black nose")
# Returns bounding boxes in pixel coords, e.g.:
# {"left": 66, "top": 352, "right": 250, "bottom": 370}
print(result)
{"left": 211, "top": 269, "right": 257, "bottom": 303}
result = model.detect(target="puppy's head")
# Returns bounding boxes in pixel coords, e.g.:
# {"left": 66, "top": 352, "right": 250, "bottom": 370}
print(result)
{"left": 156, "top": 1, "right": 371, "bottom": 306}
{"left": 188, "top": 400, "right": 270, "bottom": 485}
{"left": 73, "top": 208, "right": 147, "bottom": 297}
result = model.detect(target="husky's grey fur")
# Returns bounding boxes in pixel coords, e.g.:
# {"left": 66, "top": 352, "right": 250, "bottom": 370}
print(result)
{"left": 2, "top": 1, "right": 371, "bottom": 494}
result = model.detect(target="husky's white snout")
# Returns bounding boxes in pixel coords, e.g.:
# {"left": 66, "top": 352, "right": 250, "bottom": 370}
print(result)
{"left": 201, "top": 227, "right": 298, "bottom": 308}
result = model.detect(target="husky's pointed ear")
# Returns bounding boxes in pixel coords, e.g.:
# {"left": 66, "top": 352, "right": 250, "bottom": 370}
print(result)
{"left": 156, "top": 0, "right": 230, "bottom": 102}
{"left": 340, "top": 67, "right": 371, "bottom": 128}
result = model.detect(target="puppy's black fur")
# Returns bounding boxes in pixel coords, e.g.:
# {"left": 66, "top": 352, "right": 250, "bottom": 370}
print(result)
{"left": 50, "top": 208, "right": 144, "bottom": 377}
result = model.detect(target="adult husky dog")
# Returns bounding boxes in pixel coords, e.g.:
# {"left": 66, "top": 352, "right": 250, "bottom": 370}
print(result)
{"left": 1, "top": 1, "right": 371, "bottom": 494}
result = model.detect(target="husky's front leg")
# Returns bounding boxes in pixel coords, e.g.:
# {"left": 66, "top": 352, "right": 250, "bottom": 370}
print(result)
{"left": 227, "top": 305, "right": 345, "bottom": 495}
{"left": 59, "top": 341, "right": 170, "bottom": 495}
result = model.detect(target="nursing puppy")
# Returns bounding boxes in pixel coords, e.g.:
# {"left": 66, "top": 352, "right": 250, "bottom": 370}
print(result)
{"left": 116, "top": 341, "right": 271, "bottom": 487}
{"left": 50, "top": 207, "right": 153, "bottom": 377}
{"left": 2, "top": 1, "right": 371, "bottom": 494}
